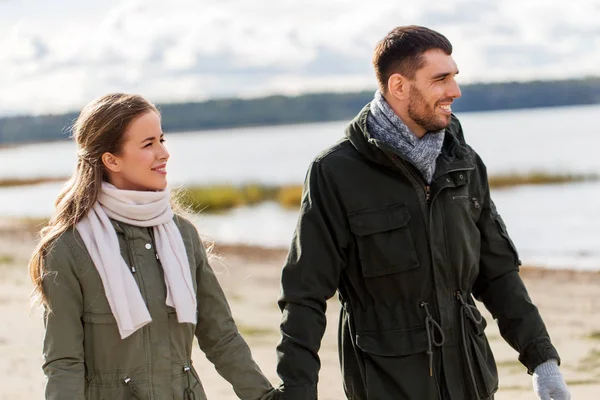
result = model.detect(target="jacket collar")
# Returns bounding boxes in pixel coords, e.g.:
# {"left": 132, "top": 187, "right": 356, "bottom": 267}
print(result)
{"left": 345, "top": 103, "right": 475, "bottom": 180}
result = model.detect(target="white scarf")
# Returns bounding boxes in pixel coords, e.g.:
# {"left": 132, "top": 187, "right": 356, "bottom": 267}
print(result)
{"left": 76, "top": 182, "right": 197, "bottom": 339}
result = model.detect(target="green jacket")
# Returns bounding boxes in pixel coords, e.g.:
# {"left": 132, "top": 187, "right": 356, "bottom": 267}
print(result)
{"left": 42, "top": 215, "right": 274, "bottom": 400}
{"left": 276, "top": 105, "right": 559, "bottom": 400}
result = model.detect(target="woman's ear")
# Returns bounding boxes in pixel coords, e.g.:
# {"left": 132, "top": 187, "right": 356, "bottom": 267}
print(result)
{"left": 101, "top": 152, "right": 121, "bottom": 173}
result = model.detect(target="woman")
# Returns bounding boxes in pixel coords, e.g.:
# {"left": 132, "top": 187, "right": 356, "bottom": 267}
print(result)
{"left": 29, "top": 93, "right": 275, "bottom": 399}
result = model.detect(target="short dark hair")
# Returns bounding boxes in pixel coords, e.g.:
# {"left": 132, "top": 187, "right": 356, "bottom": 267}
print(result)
{"left": 372, "top": 25, "right": 452, "bottom": 92}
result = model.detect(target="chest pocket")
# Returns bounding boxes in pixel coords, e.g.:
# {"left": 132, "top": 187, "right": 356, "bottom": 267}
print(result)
{"left": 446, "top": 170, "right": 482, "bottom": 222}
{"left": 348, "top": 204, "right": 419, "bottom": 277}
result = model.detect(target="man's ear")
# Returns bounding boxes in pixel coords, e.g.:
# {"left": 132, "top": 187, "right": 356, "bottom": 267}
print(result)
{"left": 387, "top": 73, "right": 408, "bottom": 101}
{"left": 101, "top": 152, "right": 121, "bottom": 173}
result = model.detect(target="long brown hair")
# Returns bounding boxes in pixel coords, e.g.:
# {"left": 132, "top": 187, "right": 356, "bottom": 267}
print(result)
{"left": 29, "top": 93, "right": 160, "bottom": 308}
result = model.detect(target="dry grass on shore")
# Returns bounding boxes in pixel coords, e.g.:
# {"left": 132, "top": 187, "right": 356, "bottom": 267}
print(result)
{"left": 2, "top": 171, "right": 598, "bottom": 213}
{"left": 0, "top": 177, "right": 67, "bottom": 188}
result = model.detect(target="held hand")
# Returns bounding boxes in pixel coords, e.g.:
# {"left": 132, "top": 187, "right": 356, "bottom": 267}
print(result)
{"left": 259, "top": 386, "right": 282, "bottom": 400}
{"left": 532, "top": 359, "right": 571, "bottom": 400}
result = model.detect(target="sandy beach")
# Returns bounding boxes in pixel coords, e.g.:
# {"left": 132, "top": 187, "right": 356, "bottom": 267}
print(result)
{"left": 1, "top": 218, "right": 599, "bottom": 399}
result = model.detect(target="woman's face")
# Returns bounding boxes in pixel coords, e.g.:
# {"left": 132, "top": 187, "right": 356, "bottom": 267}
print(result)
{"left": 102, "top": 111, "right": 170, "bottom": 191}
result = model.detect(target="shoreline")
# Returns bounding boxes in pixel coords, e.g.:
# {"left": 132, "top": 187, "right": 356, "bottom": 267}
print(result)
{"left": 2, "top": 217, "right": 599, "bottom": 275}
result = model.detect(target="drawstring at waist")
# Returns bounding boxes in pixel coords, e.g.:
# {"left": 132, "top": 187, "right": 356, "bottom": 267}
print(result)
{"left": 183, "top": 365, "right": 197, "bottom": 400}
{"left": 456, "top": 291, "right": 485, "bottom": 399}
{"left": 420, "top": 301, "right": 445, "bottom": 377}
{"left": 123, "top": 376, "right": 142, "bottom": 399}
{"left": 123, "top": 365, "right": 197, "bottom": 400}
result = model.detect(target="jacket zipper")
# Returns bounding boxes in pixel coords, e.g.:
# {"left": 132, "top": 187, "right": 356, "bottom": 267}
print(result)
{"left": 425, "top": 167, "right": 477, "bottom": 392}
{"left": 120, "top": 224, "right": 153, "bottom": 395}
{"left": 388, "top": 152, "right": 480, "bottom": 388}
{"left": 403, "top": 162, "right": 432, "bottom": 205}
{"left": 148, "top": 228, "right": 160, "bottom": 262}
{"left": 391, "top": 160, "right": 444, "bottom": 382}
{"left": 117, "top": 223, "right": 138, "bottom": 275}
{"left": 404, "top": 164, "right": 482, "bottom": 387}
{"left": 452, "top": 195, "right": 480, "bottom": 209}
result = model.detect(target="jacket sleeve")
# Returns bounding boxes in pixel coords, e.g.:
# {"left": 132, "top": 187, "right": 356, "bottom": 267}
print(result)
{"left": 192, "top": 231, "right": 274, "bottom": 400}
{"left": 276, "top": 161, "right": 350, "bottom": 400}
{"left": 42, "top": 237, "right": 86, "bottom": 399}
{"left": 472, "top": 154, "right": 560, "bottom": 374}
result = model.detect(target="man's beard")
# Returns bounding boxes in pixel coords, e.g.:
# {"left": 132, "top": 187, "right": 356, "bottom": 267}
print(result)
{"left": 407, "top": 85, "right": 451, "bottom": 133}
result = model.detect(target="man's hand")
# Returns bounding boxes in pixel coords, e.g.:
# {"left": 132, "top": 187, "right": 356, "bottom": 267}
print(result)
{"left": 533, "top": 359, "right": 571, "bottom": 400}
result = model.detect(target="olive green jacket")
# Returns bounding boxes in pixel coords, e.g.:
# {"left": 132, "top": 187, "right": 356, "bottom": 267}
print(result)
{"left": 42, "top": 215, "right": 274, "bottom": 400}
{"left": 276, "top": 105, "right": 560, "bottom": 399}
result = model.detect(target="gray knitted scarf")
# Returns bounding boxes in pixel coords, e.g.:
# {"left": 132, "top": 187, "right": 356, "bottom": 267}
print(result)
{"left": 367, "top": 91, "right": 445, "bottom": 183}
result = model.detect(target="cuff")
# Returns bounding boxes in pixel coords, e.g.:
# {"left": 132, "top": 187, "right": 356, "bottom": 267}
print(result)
{"left": 518, "top": 338, "right": 561, "bottom": 374}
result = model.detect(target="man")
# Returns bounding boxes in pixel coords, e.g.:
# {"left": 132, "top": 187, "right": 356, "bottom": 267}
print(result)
{"left": 275, "top": 26, "right": 570, "bottom": 400}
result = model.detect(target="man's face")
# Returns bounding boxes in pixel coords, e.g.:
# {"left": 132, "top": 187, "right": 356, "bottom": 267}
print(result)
{"left": 403, "top": 49, "right": 461, "bottom": 135}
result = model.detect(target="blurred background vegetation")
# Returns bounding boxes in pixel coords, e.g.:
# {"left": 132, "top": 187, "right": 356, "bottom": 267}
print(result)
{"left": 171, "top": 172, "right": 598, "bottom": 213}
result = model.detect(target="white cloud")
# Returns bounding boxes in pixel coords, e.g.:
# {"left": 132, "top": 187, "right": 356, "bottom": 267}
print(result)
{"left": 0, "top": 0, "right": 599, "bottom": 116}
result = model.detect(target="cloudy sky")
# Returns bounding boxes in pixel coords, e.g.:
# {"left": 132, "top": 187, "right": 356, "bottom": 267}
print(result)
{"left": 1, "top": 0, "right": 599, "bottom": 116}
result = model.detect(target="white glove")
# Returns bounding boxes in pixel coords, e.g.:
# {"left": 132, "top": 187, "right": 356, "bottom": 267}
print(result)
{"left": 533, "top": 359, "right": 571, "bottom": 400}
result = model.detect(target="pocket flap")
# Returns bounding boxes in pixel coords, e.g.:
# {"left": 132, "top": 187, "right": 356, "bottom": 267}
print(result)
{"left": 349, "top": 204, "right": 410, "bottom": 237}
{"left": 82, "top": 312, "right": 117, "bottom": 324}
{"left": 167, "top": 306, "right": 177, "bottom": 314}
{"left": 497, "top": 219, "right": 522, "bottom": 265}
{"left": 356, "top": 326, "right": 428, "bottom": 357}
